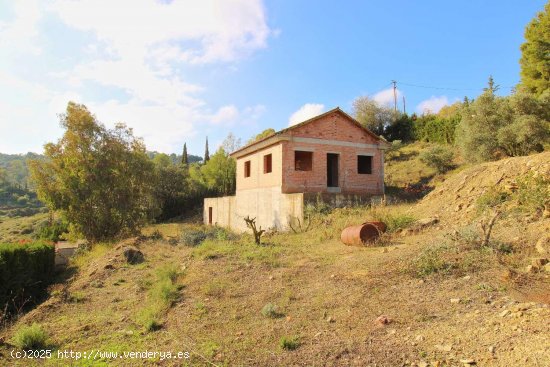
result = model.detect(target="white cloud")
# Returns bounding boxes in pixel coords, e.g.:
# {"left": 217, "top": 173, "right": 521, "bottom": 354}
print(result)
{"left": 372, "top": 87, "right": 402, "bottom": 107}
{"left": 288, "top": 103, "right": 325, "bottom": 126}
{"left": 0, "top": 0, "right": 273, "bottom": 154}
{"left": 416, "top": 96, "right": 454, "bottom": 114}
{"left": 50, "top": 0, "right": 272, "bottom": 64}
{"left": 0, "top": 0, "right": 43, "bottom": 55}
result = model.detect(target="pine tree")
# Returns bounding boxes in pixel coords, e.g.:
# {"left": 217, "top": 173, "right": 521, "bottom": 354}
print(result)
{"left": 181, "top": 143, "right": 188, "bottom": 165}
{"left": 204, "top": 137, "right": 210, "bottom": 162}
{"left": 519, "top": 2, "right": 550, "bottom": 96}
{"left": 483, "top": 75, "right": 499, "bottom": 93}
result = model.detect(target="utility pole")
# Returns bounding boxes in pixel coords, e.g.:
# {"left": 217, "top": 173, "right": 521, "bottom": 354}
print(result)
{"left": 391, "top": 80, "right": 397, "bottom": 113}
{"left": 402, "top": 95, "right": 406, "bottom": 114}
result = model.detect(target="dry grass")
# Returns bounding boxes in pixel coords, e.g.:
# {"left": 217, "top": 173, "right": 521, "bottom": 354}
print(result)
{"left": 1, "top": 150, "right": 549, "bottom": 366}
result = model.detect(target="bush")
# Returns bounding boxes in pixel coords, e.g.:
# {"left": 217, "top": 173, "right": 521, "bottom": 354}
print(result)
{"left": 370, "top": 210, "right": 416, "bottom": 232}
{"left": 0, "top": 242, "right": 55, "bottom": 316}
{"left": 12, "top": 323, "right": 49, "bottom": 350}
{"left": 180, "top": 230, "right": 208, "bottom": 246}
{"left": 279, "top": 336, "right": 300, "bottom": 351}
{"left": 513, "top": 173, "right": 549, "bottom": 214}
{"left": 261, "top": 303, "right": 280, "bottom": 318}
{"left": 36, "top": 219, "right": 69, "bottom": 242}
{"left": 476, "top": 188, "right": 510, "bottom": 212}
{"left": 180, "top": 227, "right": 236, "bottom": 246}
{"left": 411, "top": 245, "right": 452, "bottom": 277}
{"left": 419, "top": 146, "right": 455, "bottom": 173}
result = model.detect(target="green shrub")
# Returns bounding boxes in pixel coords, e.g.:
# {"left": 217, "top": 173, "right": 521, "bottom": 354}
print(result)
{"left": 0, "top": 242, "right": 55, "bottom": 316}
{"left": 411, "top": 245, "right": 452, "bottom": 277}
{"left": 476, "top": 188, "right": 510, "bottom": 212}
{"left": 419, "top": 146, "right": 455, "bottom": 173}
{"left": 12, "top": 323, "right": 49, "bottom": 350}
{"left": 371, "top": 210, "right": 416, "bottom": 232}
{"left": 180, "top": 230, "right": 208, "bottom": 246}
{"left": 513, "top": 173, "right": 549, "bottom": 214}
{"left": 181, "top": 227, "right": 237, "bottom": 246}
{"left": 36, "top": 219, "right": 69, "bottom": 242}
{"left": 261, "top": 303, "right": 280, "bottom": 318}
{"left": 279, "top": 336, "right": 300, "bottom": 351}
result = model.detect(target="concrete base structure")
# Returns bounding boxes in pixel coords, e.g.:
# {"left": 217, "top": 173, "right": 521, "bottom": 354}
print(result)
{"left": 204, "top": 189, "right": 383, "bottom": 233}
{"left": 204, "top": 188, "right": 304, "bottom": 233}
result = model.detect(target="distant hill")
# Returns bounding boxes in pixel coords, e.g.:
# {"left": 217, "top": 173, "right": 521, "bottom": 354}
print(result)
{"left": 146, "top": 151, "right": 203, "bottom": 165}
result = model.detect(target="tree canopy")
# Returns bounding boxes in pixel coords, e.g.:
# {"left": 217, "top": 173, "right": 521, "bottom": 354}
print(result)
{"left": 29, "top": 102, "right": 157, "bottom": 241}
{"left": 519, "top": 2, "right": 550, "bottom": 96}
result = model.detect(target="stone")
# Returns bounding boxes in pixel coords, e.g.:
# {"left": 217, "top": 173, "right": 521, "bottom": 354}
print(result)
{"left": 511, "top": 303, "right": 531, "bottom": 312}
{"left": 488, "top": 346, "right": 495, "bottom": 353}
{"left": 375, "top": 315, "right": 392, "bottom": 325}
{"left": 418, "top": 362, "right": 429, "bottom": 367}
{"left": 535, "top": 236, "right": 550, "bottom": 255}
{"left": 544, "top": 263, "right": 550, "bottom": 273}
{"left": 435, "top": 344, "right": 453, "bottom": 352}
{"left": 531, "top": 258, "right": 549, "bottom": 267}
{"left": 460, "top": 359, "right": 476, "bottom": 365}
{"left": 450, "top": 298, "right": 461, "bottom": 304}
{"left": 499, "top": 310, "right": 510, "bottom": 317}
{"left": 415, "top": 335, "right": 425, "bottom": 342}
{"left": 416, "top": 217, "right": 440, "bottom": 228}
{"left": 123, "top": 246, "right": 144, "bottom": 265}
{"left": 525, "top": 265, "right": 539, "bottom": 273}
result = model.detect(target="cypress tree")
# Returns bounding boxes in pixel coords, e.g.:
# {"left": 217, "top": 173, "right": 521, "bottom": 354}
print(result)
{"left": 204, "top": 137, "right": 210, "bottom": 162}
{"left": 181, "top": 143, "right": 188, "bottom": 165}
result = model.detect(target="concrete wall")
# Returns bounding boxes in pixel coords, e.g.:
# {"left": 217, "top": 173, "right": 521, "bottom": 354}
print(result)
{"left": 204, "top": 188, "right": 303, "bottom": 233}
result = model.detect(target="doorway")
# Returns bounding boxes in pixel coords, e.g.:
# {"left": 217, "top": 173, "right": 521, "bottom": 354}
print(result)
{"left": 327, "top": 153, "right": 339, "bottom": 187}
{"left": 208, "top": 207, "right": 213, "bottom": 225}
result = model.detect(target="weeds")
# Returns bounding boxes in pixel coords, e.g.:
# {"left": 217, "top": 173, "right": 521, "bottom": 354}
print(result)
{"left": 181, "top": 226, "right": 237, "bottom": 246}
{"left": 202, "top": 280, "right": 227, "bottom": 298}
{"left": 369, "top": 207, "right": 416, "bottom": 232}
{"left": 476, "top": 188, "right": 510, "bottom": 212}
{"left": 279, "top": 336, "right": 300, "bottom": 351}
{"left": 12, "top": 323, "right": 49, "bottom": 350}
{"left": 411, "top": 245, "right": 452, "bottom": 277}
{"left": 261, "top": 303, "right": 281, "bottom": 318}
{"left": 514, "top": 173, "right": 549, "bottom": 215}
{"left": 138, "top": 264, "right": 181, "bottom": 332}
{"left": 67, "top": 291, "right": 86, "bottom": 303}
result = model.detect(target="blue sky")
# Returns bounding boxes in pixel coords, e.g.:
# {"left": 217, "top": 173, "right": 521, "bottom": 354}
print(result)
{"left": 0, "top": 0, "right": 546, "bottom": 156}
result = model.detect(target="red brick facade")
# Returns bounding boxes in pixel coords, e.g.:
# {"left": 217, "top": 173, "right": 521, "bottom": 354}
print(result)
{"left": 232, "top": 108, "right": 386, "bottom": 196}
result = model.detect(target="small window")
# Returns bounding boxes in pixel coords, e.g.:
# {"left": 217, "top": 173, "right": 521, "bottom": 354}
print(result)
{"left": 295, "top": 151, "right": 313, "bottom": 171}
{"left": 264, "top": 154, "right": 272, "bottom": 174}
{"left": 358, "top": 155, "right": 373, "bottom": 174}
{"left": 244, "top": 160, "right": 251, "bottom": 177}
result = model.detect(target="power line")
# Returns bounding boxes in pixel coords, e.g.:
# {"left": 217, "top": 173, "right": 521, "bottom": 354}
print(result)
{"left": 396, "top": 81, "right": 515, "bottom": 92}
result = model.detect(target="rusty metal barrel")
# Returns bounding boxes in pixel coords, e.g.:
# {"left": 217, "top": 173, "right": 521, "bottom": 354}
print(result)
{"left": 341, "top": 221, "right": 387, "bottom": 246}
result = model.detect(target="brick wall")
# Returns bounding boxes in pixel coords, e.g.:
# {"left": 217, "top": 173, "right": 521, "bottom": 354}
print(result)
{"left": 282, "top": 111, "right": 384, "bottom": 195}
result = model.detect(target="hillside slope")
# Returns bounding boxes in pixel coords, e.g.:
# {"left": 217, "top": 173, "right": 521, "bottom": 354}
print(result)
{"left": 0, "top": 153, "right": 549, "bottom": 367}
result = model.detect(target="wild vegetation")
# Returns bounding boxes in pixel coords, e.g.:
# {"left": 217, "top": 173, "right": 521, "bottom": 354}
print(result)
{"left": 0, "top": 3, "right": 548, "bottom": 366}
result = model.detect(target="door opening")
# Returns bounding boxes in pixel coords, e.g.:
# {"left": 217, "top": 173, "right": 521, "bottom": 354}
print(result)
{"left": 208, "top": 207, "right": 213, "bottom": 225}
{"left": 327, "top": 153, "right": 339, "bottom": 187}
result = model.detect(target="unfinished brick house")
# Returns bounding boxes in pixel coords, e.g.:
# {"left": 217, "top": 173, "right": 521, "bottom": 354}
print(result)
{"left": 204, "top": 107, "right": 388, "bottom": 232}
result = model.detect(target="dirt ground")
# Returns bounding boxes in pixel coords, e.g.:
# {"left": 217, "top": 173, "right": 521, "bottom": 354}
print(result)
{"left": 0, "top": 151, "right": 549, "bottom": 366}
